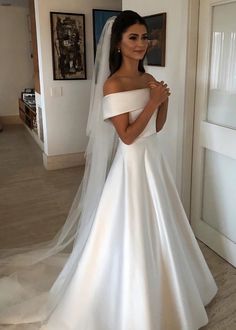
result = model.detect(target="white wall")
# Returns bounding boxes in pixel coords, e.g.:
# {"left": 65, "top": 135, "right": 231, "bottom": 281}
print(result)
{"left": 0, "top": 6, "right": 34, "bottom": 116}
{"left": 35, "top": 0, "right": 189, "bottom": 191}
{"left": 123, "top": 0, "right": 189, "bottom": 190}
{"left": 34, "top": 0, "right": 121, "bottom": 156}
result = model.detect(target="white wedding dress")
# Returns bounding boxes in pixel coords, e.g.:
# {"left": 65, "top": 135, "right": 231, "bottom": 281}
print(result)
{"left": 0, "top": 14, "right": 217, "bottom": 329}
{"left": 36, "top": 88, "right": 217, "bottom": 330}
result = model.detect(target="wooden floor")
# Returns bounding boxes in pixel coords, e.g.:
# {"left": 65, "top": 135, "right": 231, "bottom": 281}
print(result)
{"left": 0, "top": 125, "right": 84, "bottom": 249}
{"left": 0, "top": 125, "right": 235, "bottom": 330}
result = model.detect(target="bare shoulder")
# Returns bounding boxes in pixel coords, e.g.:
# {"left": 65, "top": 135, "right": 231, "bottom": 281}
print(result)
{"left": 103, "top": 76, "right": 124, "bottom": 96}
{"left": 143, "top": 72, "right": 157, "bottom": 83}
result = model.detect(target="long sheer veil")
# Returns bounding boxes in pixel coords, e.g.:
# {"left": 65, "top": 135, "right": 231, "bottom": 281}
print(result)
{"left": 0, "top": 16, "right": 117, "bottom": 325}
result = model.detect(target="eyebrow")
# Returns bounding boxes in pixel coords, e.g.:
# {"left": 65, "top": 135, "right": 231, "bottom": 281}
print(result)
{"left": 128, "top": 33, "right": 148, "bottom": 36}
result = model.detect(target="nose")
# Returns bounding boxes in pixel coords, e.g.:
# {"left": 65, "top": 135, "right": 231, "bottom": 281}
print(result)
{"left": 138, "top": 37, "right": 148, "bottom": 48}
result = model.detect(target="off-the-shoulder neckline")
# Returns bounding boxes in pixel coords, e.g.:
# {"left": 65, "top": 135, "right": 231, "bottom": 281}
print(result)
{"left": 103, "top": 87, "right": 149, "bottom": 99}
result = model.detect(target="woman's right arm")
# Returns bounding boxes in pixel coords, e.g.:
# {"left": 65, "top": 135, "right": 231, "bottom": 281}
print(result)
{"left": 103, "top": 80, "right": 169, "bottom": 145}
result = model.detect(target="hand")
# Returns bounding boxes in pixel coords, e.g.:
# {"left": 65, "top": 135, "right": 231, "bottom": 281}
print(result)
{"left": 148, "top": 80, "right": 170, "bottom": 108}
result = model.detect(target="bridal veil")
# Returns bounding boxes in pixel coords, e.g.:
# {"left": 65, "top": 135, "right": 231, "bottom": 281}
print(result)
{"left": 0, "top": 16, "right": 117, "bottom": 325}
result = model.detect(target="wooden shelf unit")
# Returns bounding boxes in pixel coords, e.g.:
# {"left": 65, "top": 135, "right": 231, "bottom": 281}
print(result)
{"left": 19, "top": 98, "right": 37, "bottom": 130}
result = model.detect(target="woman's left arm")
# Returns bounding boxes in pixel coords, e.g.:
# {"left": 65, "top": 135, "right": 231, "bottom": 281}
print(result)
{"left": 156, "top": 98, "right": 169, "bottom": 132}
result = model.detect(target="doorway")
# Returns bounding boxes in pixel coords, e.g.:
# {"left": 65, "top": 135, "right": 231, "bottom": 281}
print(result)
{"left": 191, "top": 0, "right": 236, "bottom": 267}
{"left": 0, "top": 0, "right": 34, "bottom": 124}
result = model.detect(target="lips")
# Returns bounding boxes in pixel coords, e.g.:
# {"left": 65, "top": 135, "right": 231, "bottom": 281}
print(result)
{"left": 134, "top": 50, "right": 145, "bottom": 54}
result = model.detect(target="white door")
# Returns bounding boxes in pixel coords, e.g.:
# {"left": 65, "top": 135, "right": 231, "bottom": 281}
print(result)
{"left": 191, "top": 0, "right": 236, "bottom": 267}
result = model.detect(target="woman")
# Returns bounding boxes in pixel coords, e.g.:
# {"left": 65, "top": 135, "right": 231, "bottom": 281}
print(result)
{"left": 39, "top": 10, "right": 217, "bottom": 330}
{"left": 0, "top": 11, "right": 217, "bottom": 330}
{"left": 104, "top": 12, "right": 169, "bottom": 143}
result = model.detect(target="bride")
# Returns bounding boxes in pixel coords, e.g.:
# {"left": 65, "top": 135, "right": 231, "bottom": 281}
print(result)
{"left": 0, "top": 10, "right": 217, "bottom": 330}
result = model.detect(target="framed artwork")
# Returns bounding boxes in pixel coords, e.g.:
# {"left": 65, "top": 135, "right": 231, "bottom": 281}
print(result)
{"left": 92, "top": 9, "right": 121, "bottom": 58}
{"left": 50, "top": 12, "right": 86, "bottom": 80}
{"left": 144, "top": 13, "right": 167, "bottom": 66}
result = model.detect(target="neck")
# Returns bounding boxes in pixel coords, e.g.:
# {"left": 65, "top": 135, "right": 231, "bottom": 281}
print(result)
{"left": 118, "top": 58, "right": 141, "bottom": 77}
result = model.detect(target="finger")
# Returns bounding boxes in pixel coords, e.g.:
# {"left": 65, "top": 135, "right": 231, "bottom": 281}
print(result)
{"left": 148, "top": 81, "right": 158, "bottom": 87}
{"left": 148, "top": 83, "right": 159, "bottom": 89}
{"left": 148, "top": 79, "right": 161, "bottom": 85}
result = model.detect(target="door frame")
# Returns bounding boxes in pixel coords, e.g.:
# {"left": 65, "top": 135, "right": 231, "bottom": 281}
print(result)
{"left": 181, "top": 0, "right": 200, "bottom": 219}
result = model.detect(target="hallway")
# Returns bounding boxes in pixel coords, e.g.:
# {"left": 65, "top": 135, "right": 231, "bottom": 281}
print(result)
{"left": 0, "top": 125, "right": 84, "bottom": 249}
{"left": 0, "top": 125, "right": 235, "bottom": 329}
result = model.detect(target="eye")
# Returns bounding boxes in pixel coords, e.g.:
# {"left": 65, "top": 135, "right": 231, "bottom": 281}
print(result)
{"left": 142, "top": 35, "right": 149, "bottom": 40}
{"left": 129, "top": 36, "right": 137, "bottom": 40}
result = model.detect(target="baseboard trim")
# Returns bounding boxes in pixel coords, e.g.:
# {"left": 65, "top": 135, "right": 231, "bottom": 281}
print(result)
{"left": 43, "top": 152, "right": 85, "bottom": 170}
{"left": 0, "top": 115, "right": 22, "bottom": 125}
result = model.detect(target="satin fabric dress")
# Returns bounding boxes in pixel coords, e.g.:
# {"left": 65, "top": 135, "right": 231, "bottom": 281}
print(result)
{"left": 40, "top": 88, "right": 217, "bottom": 330}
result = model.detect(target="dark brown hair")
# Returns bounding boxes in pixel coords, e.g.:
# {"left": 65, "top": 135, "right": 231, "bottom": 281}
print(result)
{"left": 109, "top": 10, "right": 148, "bottom": 76}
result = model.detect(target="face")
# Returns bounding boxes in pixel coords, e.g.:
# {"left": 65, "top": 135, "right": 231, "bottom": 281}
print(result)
{"left": 119, "top": 23, "right": 148, "bottom": 61}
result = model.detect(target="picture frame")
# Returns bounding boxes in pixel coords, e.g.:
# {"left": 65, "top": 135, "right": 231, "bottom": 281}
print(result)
{"left": 144, "top": 13, "right": 167, "bottom": 67}
{"left": 50, "top": 12, "right": 86, "bottom": 80}
{"left": 92, "top": 9, "right": 121, "bottom": 58}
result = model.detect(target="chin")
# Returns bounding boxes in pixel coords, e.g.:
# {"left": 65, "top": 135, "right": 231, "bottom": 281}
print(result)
{"left": 134, "top": 53, "right": 146, "bottom": 59}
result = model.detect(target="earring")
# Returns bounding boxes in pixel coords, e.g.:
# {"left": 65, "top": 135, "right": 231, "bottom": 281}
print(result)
{"left": 117, "top": 48, "right": 121, "bottom": 53}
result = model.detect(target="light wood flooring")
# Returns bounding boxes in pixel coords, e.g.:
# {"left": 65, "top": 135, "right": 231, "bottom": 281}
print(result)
{"left": 0, "top": 125, "right": 235, "bottom": 330}
{"left": 0, "top": 125, "right": 84, "bottom": 249}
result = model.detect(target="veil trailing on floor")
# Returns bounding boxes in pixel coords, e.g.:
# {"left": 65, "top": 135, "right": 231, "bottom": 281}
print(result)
{"left": 0, "top": 16, "right": 118, "bottom": 325}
